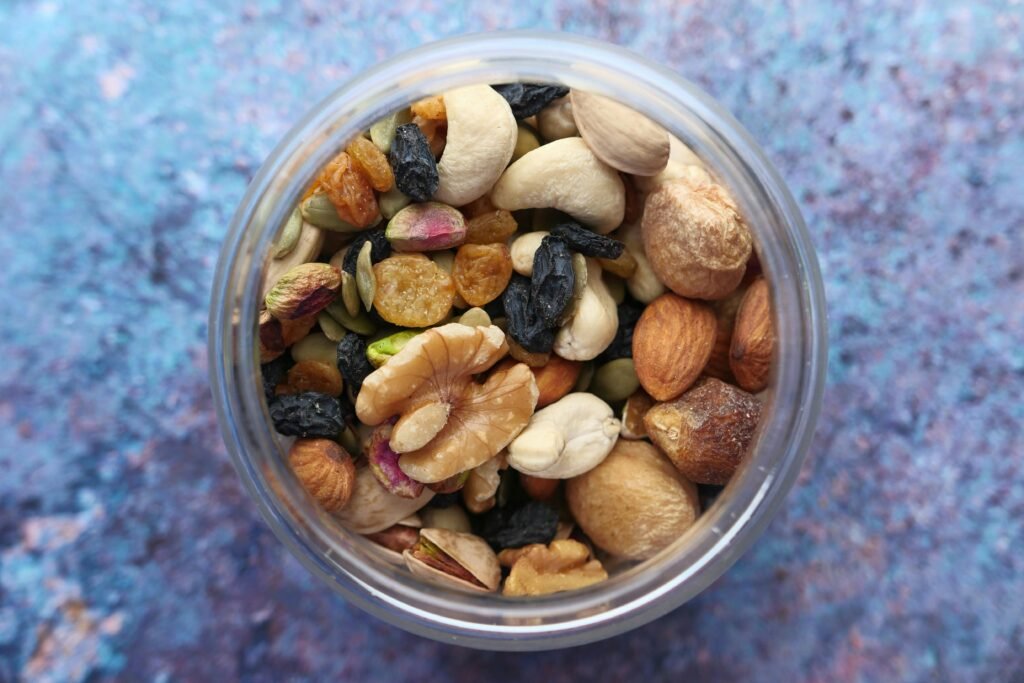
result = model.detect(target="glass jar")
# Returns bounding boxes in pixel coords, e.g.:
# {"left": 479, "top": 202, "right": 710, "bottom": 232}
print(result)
{"left": 208, "top": 32, "right": 827, "bottom": 650}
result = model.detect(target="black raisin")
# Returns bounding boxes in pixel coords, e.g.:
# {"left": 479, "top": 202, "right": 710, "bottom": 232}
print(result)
{"left": 480, "top": 501, "right": 559, "bottom": 550}
{"left": 599, "top": 298, "right": 645, "bottom": 362}
{"left": 261, "top": 354, "right": 294, "bottom": 402}
{"left": 492, "top": 83, "right": 570, "bottom": 120}
{"left": 268, "top": 392, "right": 346, "bottom": 438}
{"left": 502, "top": 274, "right": 556, "bottom": 354}
{"left": 336, "top": 333, "right": 374, "bottom": 392}
{"left": 389, "top": 123, "right": 438, "bottom": 202}
{"left": 341, "top": 229, "right": 390, "bottom": 276}
{"left": 551, "top": 222, "right": 625, "bottom": 259}
{"left": 530, "top": 236, "right": 576, "bottom": 327}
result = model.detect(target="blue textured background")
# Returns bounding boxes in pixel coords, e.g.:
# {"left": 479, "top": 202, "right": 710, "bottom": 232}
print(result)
{"left": 2, "top": 2, "right": 1022, "bottom": 681}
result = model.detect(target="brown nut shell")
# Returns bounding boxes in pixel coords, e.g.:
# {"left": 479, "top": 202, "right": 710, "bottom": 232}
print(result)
{"left": 729, "top": 277, "right": 773, "bottom": 392}
{"left": 288, "top": 439, "right": 356, "bottom": 513}
{"left": 632, "top": 293, "right": 716, "bottom": 401}
{"left": 566, "top": 440, "right": 699, "bottom": 560}
{"left": 643, "top": 377, "right": 761, "bottom": 485}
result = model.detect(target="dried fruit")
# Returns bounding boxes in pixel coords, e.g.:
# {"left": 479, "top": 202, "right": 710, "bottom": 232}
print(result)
{"left": 336, "top": 332, "right": 374, "bottom": 393}
{"left": 480, "top": 500, "right": 559, "bottom": 550}
{"left": 341, "top": 229, "right": 390, "bottom": 276}
{"left": 598, "top": 298, "right": 644, "bottom": 362}
{"left": 284, "top": 360, "right": 344, "bottom": 396}
{"left": 366, "top": 330, "right": 420, "bottom": 368}
{"left": 508, "top": 339, "right": 550, "bottom": 367}
{"left": 620, "top": 389, "right": 655, "bottom": 440}
{"left": 261, "top": 354, "right": 294, "bottom": 402}
{"left": 410, "top": 95, "right": 447, "bottom": 121}
{"left": 641, "top": 178, "right": 752, "bottom": 300}
{"left": 632, "top": 293, "right": 716, "bottom": 401}
{"left": 566, "top": 440, "right": 700, "bottom": 560}
{"left": 550, "top": 222, "right": 625, "bottom": 260}
{"left": 502, "top": 274, "right": 556, "bottom": 354}
{"left": 389, "top": 123, "right": 439, "bottom": 202}
{"left": 269, "top": 392, "right": 347, "bottom": 438}
{"left": 404, "top": 528, "right": 501, "bottom": 593}
{"left": 464, "top": 209, "right": 518, "bottom": 244}
{"left": 414, "top": 116, "right": 447, "bottom": 159}
{"left": 355, "top": 324, "right": 539, "bottom": 483}
{"left": 318, "top": 152, "right": 380, "bottom": 228}
{"left": 501, "top": 539, "right": 608, "bottom": 596}
{"left": 570, "top": 90, "right": 670, "bottom": 176}
{"left": 288, "top": 439, "right": 356, "bottom": 513}
{"left": 492, "top": 83, "right": 570, "bottom": 119}
{"left": 346, "top": 136, "right": 395, "bottom": 192}
{"left": 729, "top": 277, "right": 773, "bottom": 392}
{"left": 265, "top": 263, "right": 341, "bottom": 321}
{"left": 644, "top": 378, "right": 761, "bottom": 485}
{"left": 588, "top": 358, "right": 640, "bottom": 404}
{"left": 372, "top": 253, "right": 456, "bottom": 327}
{"left": 530, "top": 236, "right": 576, "bottom": 327}
{"left": 530, "top": 355, "right": 582, "bottom": 408}
{"left": 386, "top": 202, "right": 467, "bottom": 252}
{"left": 453, "top": 243, "right": 514, "bottom": 307}
{"left": 366, "top": 419, "right": 425, "bottom": 499}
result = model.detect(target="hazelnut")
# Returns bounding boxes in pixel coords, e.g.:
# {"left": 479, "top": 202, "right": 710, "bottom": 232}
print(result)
{"left": 288, "top": 439, "right": 356, "bottom": 513}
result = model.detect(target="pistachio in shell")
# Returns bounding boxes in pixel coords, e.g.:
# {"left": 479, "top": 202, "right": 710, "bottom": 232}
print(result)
{"left": 403, "top": 528, "right": 501, "bottom": 593}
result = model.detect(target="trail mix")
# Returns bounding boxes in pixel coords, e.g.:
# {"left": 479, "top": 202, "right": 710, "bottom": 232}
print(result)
{"left": 258, "top": 83, "right": 774, "bottom": 597}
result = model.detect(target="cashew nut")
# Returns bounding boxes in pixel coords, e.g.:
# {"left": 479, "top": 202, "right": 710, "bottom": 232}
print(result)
{"left": 491, "top": 138, "right": 625, "bottom": 234}
{"left": 509, "top": 231, "right": 549, "bottom": 276}
{"left": 433, "top": 85, "right": 517, "bottom": 206}
{"left": 615, "top": 222, "right": 665, "bottom": 304}
{"left": 537, "top": 95, "right": 578, "bottom": 141}
{"left": 507, "top": 393, "right": 621, "bottom": 479}
{"left": 634, "top": 134, "right": 712, "bottom": 193}
{"left": 553, "top": 259, "right": 618, "bottom": 361}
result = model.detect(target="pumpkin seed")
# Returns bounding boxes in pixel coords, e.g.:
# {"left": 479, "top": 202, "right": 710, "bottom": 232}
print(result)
{"left": 589, "top": 358, "right": 640, "bottom": 404}
{"left": 341, "top": 271, "right": 361, "bottom": 317}
{"left": 370, "top": 108, "right": 413, "bottom": 155}
{"left": 458, "top": 307, "right": 491, "bottom": 328}
{"left": 356, "top": 242, "right": 376, "bottom": 311}
{"left": 378, "top": 186, "right": 412, "bottom": 219}
{"left": 272, "top": 207, "right": 303, "bottom": 259}
{"left": 301, "top": 192, "right": 363, "bottom": 232}
{"left": 318, "top": 311, "right": 346, "bottom": 342}
{"left": 325, "top": 301, "right": 377, "bottom": 336}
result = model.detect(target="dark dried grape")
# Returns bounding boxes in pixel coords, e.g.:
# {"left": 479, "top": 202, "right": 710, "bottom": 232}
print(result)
{"left": 502, "top": 274, "right": 556, "bottom": 354}
{"left": 600, "top": 298, "right": 645, "bottom": 362}
{"left": 480, "top": 501, "right": 559, "bottom": 550}
{"left": 261, "top": 354, "right": 294, "bottom": 402}
{"left": 336, "top": 333, "right": 374, "bottom": 392}
{"left": 268, "top": 392, "right": 346, "bottom": 438}
{"left": 531, "top": 236, "right": 575, "bottom": 327}
{"left": 341, "top": 229, "right": 390, "bottom": 276}
{"left": 389, "top": 123, "right": 439, "bottom": 202}
{"left": 492, "top": 83, "right": 570, "bottom": 120}
{"left": 551, "top": 222, "right": 625, "bottom": 259}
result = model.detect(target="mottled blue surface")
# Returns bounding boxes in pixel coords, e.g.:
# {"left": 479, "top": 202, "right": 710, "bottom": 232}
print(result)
{"left": 1, "top": 1, "right": 1022, "bottom": 681}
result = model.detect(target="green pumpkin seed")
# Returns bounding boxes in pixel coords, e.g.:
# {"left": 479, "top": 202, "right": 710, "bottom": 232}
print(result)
{"left": 317, "top": 311, "right": 346, "bottom": 342}
{"left": 356, "top": 242, "right": 376, "bottom": 311}
{"left": 301, "top": 193, "right": 363, "bottom": 232}
{"left": 325, "top": 301, "right": 377, "bottom": 336}
{"left": 272, "top": 207, "right": 303, "bottom": 259}
{"left": 589, "top": 358, "right": 640, "bottom": 404}
{"left": 340, "top": 271, "right": 361, "bottom": 317}
{"left": 458, "top": 307, "right": 491, "bottom": 328}
{"left": 369, "top": 107, "right": 413, "bottom": 154}
{"left": 378, "top": 186, "right": 412, "bottom": 219}
{"left": 573, "top": 361, "right": 595, "bottom": 393}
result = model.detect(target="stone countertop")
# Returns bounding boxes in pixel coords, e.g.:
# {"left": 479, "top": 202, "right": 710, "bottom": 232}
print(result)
{"left": 1, "top": 2, "right": 1021, "bottom": 681}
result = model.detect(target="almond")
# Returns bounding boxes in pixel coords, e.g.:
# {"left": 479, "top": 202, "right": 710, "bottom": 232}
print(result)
{"left": 519, "top": 474, "right": 560, "bottom": 501}
{"left": 703, "top": 286, "right": 747, "bottom": 382}
{"left": 632, "top": 293, "right": 716, "bottom": 401}
{"left": 570, "top": 91, "right": 670, "bottom": 176}
{"left": 531, "top": 355, "right": 583, "bottom": 407}
{"left": 730, "top": 277, "right": 773, "bottom": 392}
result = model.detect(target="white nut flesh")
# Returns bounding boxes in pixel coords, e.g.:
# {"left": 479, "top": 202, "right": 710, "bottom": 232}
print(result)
{"left": 510, "top": 231, "right": 549, "bottom": 276}
{"left": 491, "top": 137, "right": 625, "bottom": 234}
{"left": 554, "top": 259, "right": 618, "bottom": 361}
{"left": 634, "top": 134, "right": 712, "bottom": 193}
{"left": 537, "top": 95, "right": 578, "bottom": 141}
{"left": 507, "top": 393, "right": 621, "bottom": 479}
{"left": 433, "top": 85, "right": 518, "bottom": 206}
{"left": 616, "top": 222, "right": 666, "bottom": 304}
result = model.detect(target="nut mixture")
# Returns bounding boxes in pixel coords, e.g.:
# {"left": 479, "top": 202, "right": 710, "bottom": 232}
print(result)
{"left": 257, "top": 83, "right": 775, "bottom": 597}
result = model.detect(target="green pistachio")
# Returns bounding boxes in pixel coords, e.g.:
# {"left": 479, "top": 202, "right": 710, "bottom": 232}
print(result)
{"left": 301, "top": 192, "right": 363, "bottom": 232}
{"left": 589, "top": 358, "right": 640, "bottom": 404}
{"left": 366, "top": 330, "right": 420, "bottom": 368}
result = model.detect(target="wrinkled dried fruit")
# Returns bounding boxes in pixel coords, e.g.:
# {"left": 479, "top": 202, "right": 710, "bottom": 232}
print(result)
{"left": 336, "top": 332, "right": 374, "bottom": 393}
{"left": 501, "top": 539, "right": 608, "bottom": 596}
{"left": 265, "top": 263, "right": 342, "bottom": 321}
{"left": 261, "top": 354, "right": 294, "bottom": 402}
{"left": 289, "top": 439, "right": 356, "bottom": 513}
{"left": 503, "top": 274, "right": 556, "bottom": 354}
{"left": 453, "top": 243, "right": 514, "bottom": 307}
{"left": 492, "top": 83, "right": 570, "bottom": 119}
{"left": 550, "top": 222, "right": 625, "bottom": 259}
{"left": 464, "top": 209, "right": 518, "bottom": 244}
{"left": 411, "top": 95, "right": 447, "bottom": 121}
{"left": 341, "top": 229, "right": 390, "bottom": 276}
{"left": 632, "top": 293, "right": 717, "bottom": 401}
{"left": 644, "top": 378, "right": 761, "bottom": 485}
{"left": 318, "top": 152, "right": 380, "bottom": 228}
{"left": 480, "top": 500, "right": 559, "bottom": 550}
{"left": 389, "top": 123, "right": 439, "bottom": 202}
{"left": 285, "top": 360, "right": 344, "bottom": 396}
{"left": 530, "top": 236, "right": 575, "bottom": 327}
{"left": 366, "top": 330, "right": 420, "bottom": 368}
{"left": 386, "top": 202, "right": 467, "bottom": 252}
{"left": 269, "top": 392, "right": 347, "bottom": 438}
{"left": 346, "top": 136, "right": 395, "bottom": 192}
{"left": 599, "top": 299, "right": 644, "bottom": 362}
{"left": 367, "top": 420, "right": 425, "bottom": 499}
{"left": 372, "top": 254, "right": 456, "bottom": 327}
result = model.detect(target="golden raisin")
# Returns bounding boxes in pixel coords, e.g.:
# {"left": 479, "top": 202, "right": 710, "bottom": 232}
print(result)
{"left": 453, "top": 243, "right": 514, "bottom": 307}
{"left": 460, "top": 195, "right": 496, "bottom": 218}
{"left": 285, "top": 360, "right": 344, "bottom": 396}
{"left": 414, "top": 116, "right": 447, "bottom": 159}
{"left": 410, "top": 95, "right": 447, "bottom": 122}
{"left": 346, "top": 137, "right": 395, "bottom": 192}
{"left": 373, "top": 254, "right": 456, "bottom": 327}
{"left": 464, "top": 210, "right": 518, "bottom": 244}
{"left": 318, "top": 152, "right": 380, "bottom": 228}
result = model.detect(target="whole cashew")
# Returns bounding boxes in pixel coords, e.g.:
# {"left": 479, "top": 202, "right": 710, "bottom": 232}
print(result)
{"left": 507, "top": 393, "right": 621, "bottom": 479}
{"left": 537, "top": 95, "right": 578, "bottom": 141}
{"left": 634, "top": 134, "right": 712, "bottom": 193}
{"left": 554, "top": 259, "right": 618, "bottom": 361}
{"left": 616, "top": 222, "right": 666, "bottom": 304}
{"left": 509, "top": 231, "right": 549, "bottom": 276}
{"left": 491, "top": 138, "right": 625, "bottom": 234}
{"left": 433, "top": 85, "right": 518, "bottom": 206}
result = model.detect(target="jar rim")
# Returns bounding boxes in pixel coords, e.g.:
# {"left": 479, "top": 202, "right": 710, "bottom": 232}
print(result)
{"left": 209, "top": 31, "right": 827, "bottom": 650}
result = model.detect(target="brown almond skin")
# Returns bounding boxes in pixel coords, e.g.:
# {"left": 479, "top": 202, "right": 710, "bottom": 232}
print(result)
{"left": 532, "top": 356, "right": 583, "bottom": 408}
{"left": 643, "top": 378, "right": 761, "bottom": 485}
{"left": 632, "top": 293, "right": 716, "bottom": 401}
{"left": 641, "top": 179, "right": 752, "bottom": 300}
{"left": 703, "top": 286, "right": 747, "bottom": 382}
{"left": 288, "top": 439, "right": 356, "bottom": 513}
{"left": 729, "top": 277, "right": 773, "bottom": 392}
{"left": 520, "top": 474, "right": 560, "bottom": 501}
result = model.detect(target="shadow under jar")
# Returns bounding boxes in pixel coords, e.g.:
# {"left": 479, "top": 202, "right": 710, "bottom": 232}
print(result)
{"left": 209, "top": 32, "right": 827, "bottom": 650}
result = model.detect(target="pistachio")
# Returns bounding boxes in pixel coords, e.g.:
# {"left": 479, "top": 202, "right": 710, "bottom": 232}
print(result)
{"left": 272, "top": 206, "right": 303, "bottom": 259}
{"left": 288, "top": 439, "right": 356, "bottom": 513}
{"left": 340, "top": 271, "right": 361, "bottom": 317}
{"left": 570, "top": 90, "right": 670, "bottom": 176}
{"left": 403, "top": 528, "right": 501, "bottom": 593}
{"left": 378, "top": 186, "right": 413, "bottom": 219}
{"left": 323, "top": 300, "right": 377, "bottom": 337}
{"left": 386, "top": 202, "right": 467, "bottom": 252}
{"left": 356, "top": 241, "right": 377, "bottom": 311}
{"left": 334, "top": 464, "right": 434, "bottom": 534}
{"left": 290, "top": 331, "right": 336, "bottom": 366}
{"left": 262, "top": 220, "right": 325, "bottom": 299}
{"left": 370, "top": 107, "right": 413, "bottom": 154}
{"left": 301, "top": 192, "right": 366, "bottom": 232}
{"left": 366, "top": 330, "right": 420, "bottom": 368}
{"left": 259, "top": 310, "right": 316, "bottom": 362}
{"left": 265, "top": 263, "right": 342, "bottom": 321}
{"left": 420, "top": 506, "right": 472, "bottom": 534}
{"left": 364, "top": 523, "right": 420, "bottom": 563}
{"left": 589, "top": 358, "right": 640, "bottom": 404}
